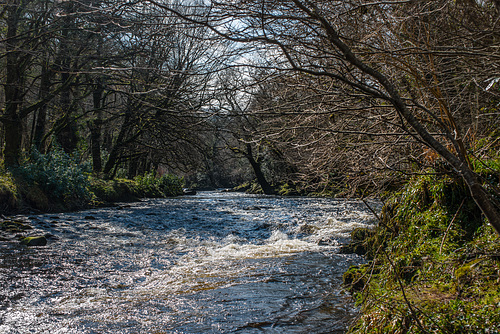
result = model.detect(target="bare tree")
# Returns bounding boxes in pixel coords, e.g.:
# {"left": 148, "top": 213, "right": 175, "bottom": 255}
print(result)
{"left": 159, "top": 0, "right": 500, "bottom": 234}
{"left": 99, "top": 0, "right": 230, "bottom": 178}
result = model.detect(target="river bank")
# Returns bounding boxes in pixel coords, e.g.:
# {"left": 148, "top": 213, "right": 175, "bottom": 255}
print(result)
{"left": 342, "top": 172, "right": 500, "bottom": 333}
{"left": 0, "top": 170, "right": 184, "bottom": 215}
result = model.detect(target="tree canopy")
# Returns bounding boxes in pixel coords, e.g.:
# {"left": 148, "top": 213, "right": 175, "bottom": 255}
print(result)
{"left": 1, "top": 0, "right": 499, "bottom": 232}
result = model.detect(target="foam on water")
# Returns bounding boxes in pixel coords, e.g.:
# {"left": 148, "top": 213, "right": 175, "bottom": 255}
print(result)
{"left": 0, "top": 192, "right": 379, "bottom": 333}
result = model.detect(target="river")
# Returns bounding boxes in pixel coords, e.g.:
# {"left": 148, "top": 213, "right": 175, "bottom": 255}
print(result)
{"left": 0, "top": 191, "right": 377, "bottom": 333}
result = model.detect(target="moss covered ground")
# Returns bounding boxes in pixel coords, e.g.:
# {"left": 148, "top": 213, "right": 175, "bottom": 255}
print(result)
{"left": 344, "top": 171, "right": 500, "bottom": 333}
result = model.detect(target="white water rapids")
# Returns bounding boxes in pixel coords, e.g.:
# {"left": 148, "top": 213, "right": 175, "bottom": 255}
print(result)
{"left": 0, "top": 191, "right": 378, "bottom": 333}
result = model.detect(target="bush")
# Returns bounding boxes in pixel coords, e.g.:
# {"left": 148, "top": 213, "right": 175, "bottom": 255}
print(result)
{"left": 134, "top": 172, "right": 163, "bottom": 197}
{"left": 158, "top": 173, "right": 184, "bottom": 197}
{"left": 134, "top": 172, "right": 183, "bottom": 197}
{"left": 15, "top": 147, "right": 91, "bottom": 205}
{"left": 89, "top": 178, "right": 141, "bottom": 203}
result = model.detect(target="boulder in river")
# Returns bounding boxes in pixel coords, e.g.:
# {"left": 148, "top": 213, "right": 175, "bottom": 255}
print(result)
{"left": 21, "top": 236, "right": 47, "bottom": 247}
{"left": 183, "top": 188, "right": 197, "bottom": 195}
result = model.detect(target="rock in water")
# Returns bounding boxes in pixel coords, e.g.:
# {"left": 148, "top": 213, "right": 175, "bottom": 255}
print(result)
{"left": 183, "top": 188, "right": 197, "bottom": 195}
{"left": 21, "top": 236, "right": 47, "bottom": 246}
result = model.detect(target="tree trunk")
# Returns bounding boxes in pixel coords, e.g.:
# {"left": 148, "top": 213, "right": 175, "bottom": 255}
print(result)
{"left": 90, "top": 78, "right": 104, "bottom": 174}
{"left": 2, "top": 2, "right": 24, "bottom": 167}
{"left": 128, "top": 157, "right": 139, "bottom": 179}
{"left": 90, "top": 120, "right": 102, "bottom": 174}
{"left": 56, "top": 74, "right": 78, "bottom": 153}
{"left": 103, "top": 143, "right": 122, "bottom": 178}
{"left": 246, "top": 144, "right": 275, "bottom": 195}
{"left": 103, "top": 102, "right": 145, "bottom": 178}
{"left": 33, "top": 60, "right": 52, "bottom": 153}
{"left": 3, "top": 113, "right": 23, "bottom": 168}
{"left": 55, "top": 4, "right": 77, "bottom": 154}
{"left": 462, "top": 169, "right": 500, "bottom": 236}
{"left": 103, "top": 112, "right": 130, "bottom": 177}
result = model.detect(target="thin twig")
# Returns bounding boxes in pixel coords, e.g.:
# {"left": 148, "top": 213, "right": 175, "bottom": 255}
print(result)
{"left": 381, "top": 249, "right": 427, "bottom": 333}
{"left": 362, "top": 198, "right": 381, "bottom": 223}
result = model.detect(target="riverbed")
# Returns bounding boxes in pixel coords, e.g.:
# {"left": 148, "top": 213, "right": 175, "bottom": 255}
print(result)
{"left": 0, "top": 192, "right": 377, "bottom": 333}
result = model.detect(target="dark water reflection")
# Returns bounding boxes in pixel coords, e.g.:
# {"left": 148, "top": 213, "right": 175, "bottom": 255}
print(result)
{"left": 0, "top": 192, "right": 378, "bottom": 333}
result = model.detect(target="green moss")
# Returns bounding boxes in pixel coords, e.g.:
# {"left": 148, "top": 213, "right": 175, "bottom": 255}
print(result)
{"left": 277, "top": 182, "right": 304, "bottom": 196}
{"left": 0, "top": 220, "right": 32, "bottom": 233}
{"left": 346, "top": 171, "right": 500, "bottom": 334}
{"left": 89, "top": 173, "right": 183, "bottom": 204}
{"left": 89, "top": 178, "right": 140, "bottom": 203}
{"left": 343, "top": 264, "right": 373, "bottom": 294}
{"left": 0, "top": 173, "right": 21, "bottom": 213}
{"left": 340, "top": 228, "right": 377, "bottom": 256}
{"left": 21, "top": 236, "right": 47, "bottom": 246}
{"left": 233, "top": 181, "right": 251, "bottom": 192}
{"left": 233, "top": 180, "right": 264, "bottom": 194}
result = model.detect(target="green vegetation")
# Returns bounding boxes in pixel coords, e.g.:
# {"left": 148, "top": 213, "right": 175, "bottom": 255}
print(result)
{"left": 136, "top": 172, "right": 184, "bottom": 198}
{"left": 15, "top": 147, "right": 92, "bottom": 210}
{"left": 91, "top": 172, "right": 184, "bottom": 205}
{"left": 0, "top": 173, "right": 21, "bottom": 212}
{"left": 0, "top": 150, "right": 184, "bottom": 214}
{"left": 344, "top": 168, "right": 500, "bottom": 333}
{"left": 20, "top": 235, "right": 48, "bottom": 247}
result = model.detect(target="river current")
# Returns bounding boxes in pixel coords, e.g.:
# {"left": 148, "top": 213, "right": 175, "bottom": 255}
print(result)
{"left": 0, "top": 192, "right": 377, "bottom": 333}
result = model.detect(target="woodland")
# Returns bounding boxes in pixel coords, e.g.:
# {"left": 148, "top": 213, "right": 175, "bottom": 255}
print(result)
{"left": 1, "top": 0, "right": 500, "bottom": 332}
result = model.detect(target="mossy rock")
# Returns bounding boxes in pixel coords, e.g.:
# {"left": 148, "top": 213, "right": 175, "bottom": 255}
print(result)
{"left": 339, "top": 242, "right": 368, "bottom": 255}
{"left": 0, "top": 220, "right": 32, "bottom": 233}
{"left": 343, "top": 264, "right": 370, "bottom": 293}
{"left": 90, "top": 178, "right": 140, "bottom": 203}
{"left": 278, "top": 182, "right": 302, "bottom": 196}
{"left": 233, "top": 182, "right": 251, "bottom": 192}
{"left": 21, "top": 235, "right": 47, "bottom": 246}
{"left": 351, "top": 227, "right": 376, "bottom": 242}
{"left": 339, "top": 227, "right": 376, "bottom": 256}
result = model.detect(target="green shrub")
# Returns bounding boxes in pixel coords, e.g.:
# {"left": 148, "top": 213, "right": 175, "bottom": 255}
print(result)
{"left": 15, "top": 147, "right": 91, "bottom": 204}
{"left": 89, "top": 178, "right": 140, "bottom": 203}
{"left": 134, "top": 172, "right": 163, "bottom": 197}
{"left": 134, "top": 172, "right": 183, "bottom": 197}
{"left": 158, "top": 174, "right": 184, "bottom": 197}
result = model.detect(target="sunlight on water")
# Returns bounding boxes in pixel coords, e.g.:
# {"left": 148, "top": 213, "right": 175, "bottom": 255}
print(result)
{"left": 0, "top": 192, "right": 378, "bottom": 333}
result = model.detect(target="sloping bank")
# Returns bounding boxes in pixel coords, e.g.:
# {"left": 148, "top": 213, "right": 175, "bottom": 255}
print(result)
{"left": 342, "top": 171, "right": 500, "bottom": 333}
{"left": 0, "top": 149, "right": 184, "bottom": 215}
{"left": 0, "top": 172, "right": 184, "bottom": 214}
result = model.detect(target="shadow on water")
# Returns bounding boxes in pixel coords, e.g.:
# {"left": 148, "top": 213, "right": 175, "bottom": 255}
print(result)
{"left": 0, "top": 192, "right": 378, "bottom": 333}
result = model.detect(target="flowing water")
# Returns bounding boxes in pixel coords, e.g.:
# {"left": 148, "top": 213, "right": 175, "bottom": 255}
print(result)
{"left": 0, "top": 192, "right": 378, "bottom": 333}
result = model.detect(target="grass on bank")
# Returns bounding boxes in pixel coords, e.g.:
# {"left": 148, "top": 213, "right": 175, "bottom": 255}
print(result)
{"left": 343, "top": 167, "right": 500, "bottom": 333}
{"left": 0, "top": 148, "right": 184, "bottom": 214}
